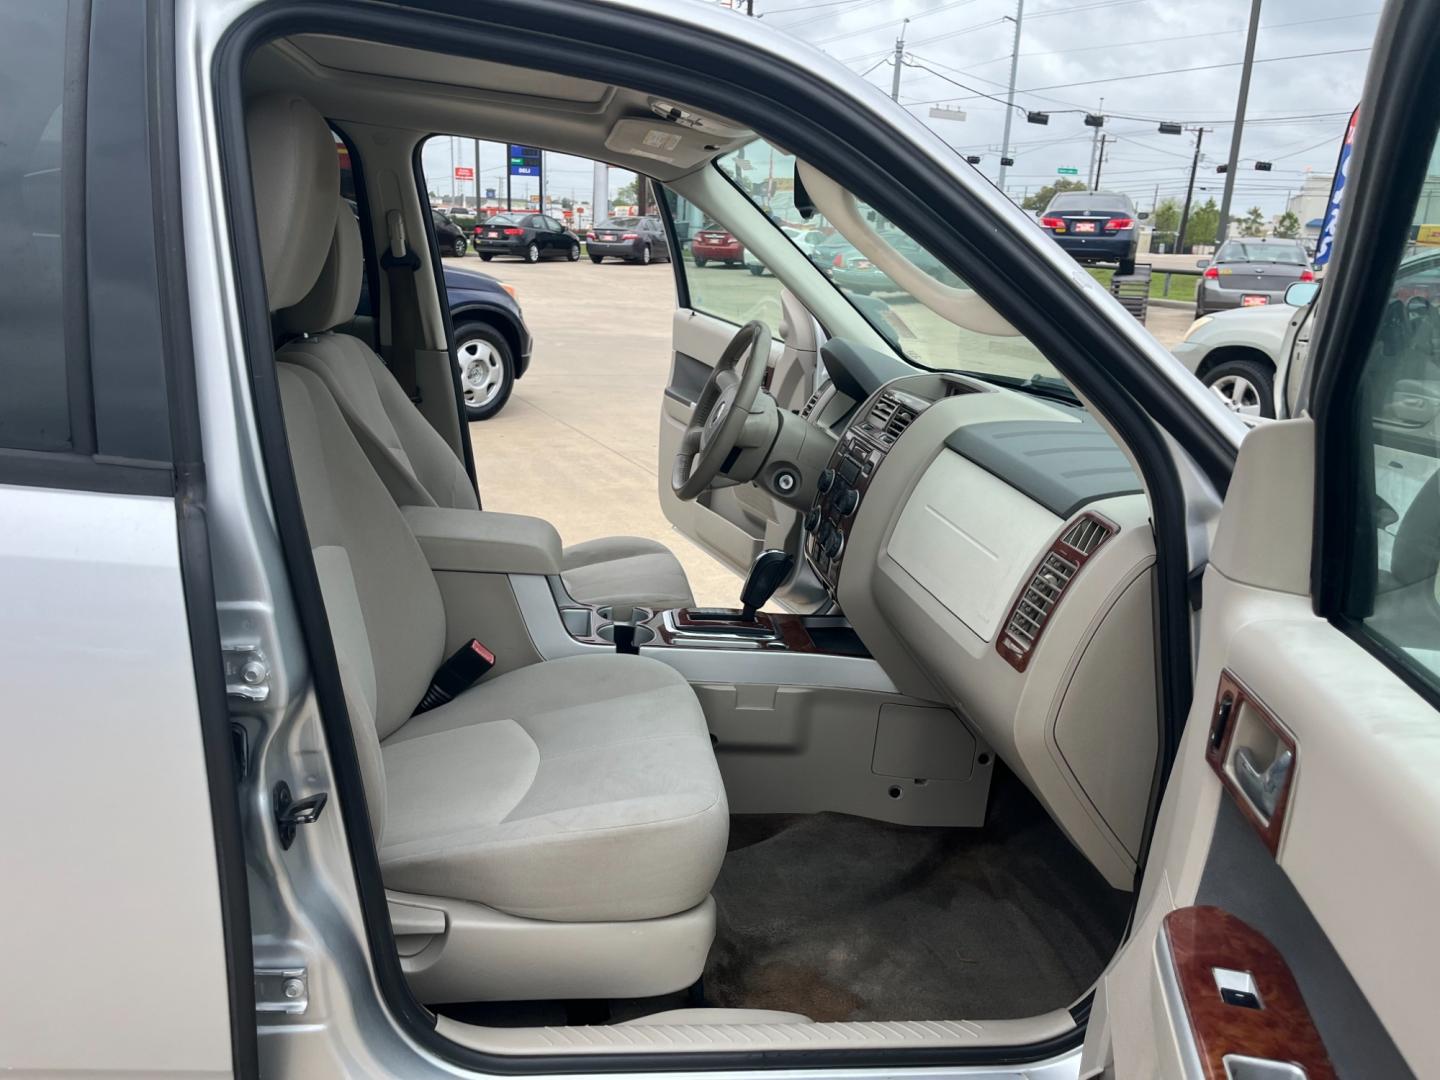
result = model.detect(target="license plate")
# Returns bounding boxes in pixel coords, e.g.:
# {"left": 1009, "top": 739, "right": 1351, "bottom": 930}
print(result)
{"left": 1074, "top": 221, "right": 1097, "bottom": 233}
{"left": 601, "top": 234, "right": 616, "bottom": 241}
{"left": 1241, "top": 294, "right": 1269, "bottom": 307}
{"left": 487, "top": 231, "right": 500, "bottom": 238}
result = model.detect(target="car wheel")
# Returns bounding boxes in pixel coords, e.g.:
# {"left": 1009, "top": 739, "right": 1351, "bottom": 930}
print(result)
{"left": 479, "top": 253, "right": 493, "bottom": 262}
{"left": 748, "top": 265, "right": 765, "bottom": 276}
{"left": 567, "top": 242, "right": 581, "bottom": 261}
{"left": 640, "top": 244, "right": 652, "bottom": 265}
{"left": 451, "top": 237, "right": 467, "bottom": 258}
{"left": 525, "top": 242, "right": 540, "bottom": 263}
{"left": 455, "top": 322, "right": 515, "bottom": 421}
{"left": 589, "top": 253, "right": 604, "bottom": 264}
{"left": 1204, "top": 358, "right": 1275, "bottom": 419}
{"left": 694, "top": 255, "right": 707, "bottom": 267}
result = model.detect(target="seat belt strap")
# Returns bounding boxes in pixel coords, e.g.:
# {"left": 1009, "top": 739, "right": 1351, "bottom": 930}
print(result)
{"left": 381, "top": 208, "right": 424, "bottom": 404}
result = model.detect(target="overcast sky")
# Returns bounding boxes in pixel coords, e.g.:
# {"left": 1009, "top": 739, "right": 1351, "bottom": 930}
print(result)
{"left": 423, "top": 0, "right": 1377, "bottom": 218}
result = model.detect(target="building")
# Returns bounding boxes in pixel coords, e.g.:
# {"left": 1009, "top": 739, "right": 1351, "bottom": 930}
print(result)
{"left": 1286, "top": 171, "right": 1335, "bottom": 242}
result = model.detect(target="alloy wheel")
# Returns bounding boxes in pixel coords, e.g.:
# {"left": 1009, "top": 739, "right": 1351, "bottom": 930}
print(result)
{"left": 1209, "top": 373, "right": 1262, "bottom": 416}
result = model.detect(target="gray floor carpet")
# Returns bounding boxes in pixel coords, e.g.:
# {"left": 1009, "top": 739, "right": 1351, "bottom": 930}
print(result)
{"left": 704, "top": 771, "right": 1132, "bottom": 1022}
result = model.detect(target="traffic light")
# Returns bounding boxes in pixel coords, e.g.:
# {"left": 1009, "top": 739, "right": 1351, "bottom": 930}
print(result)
{"left": 1158, "top": 121, "right": 1182, "bottom": 135}
{"left": 1216, "top": 164, "right": 1228, "bottom": 174}
{"left": 1084, "top": 113, "right": 1104, "bottom": 128}
{"left": 1000, "top": 156, "right": 1015, "bottom": 166}
{"left": 1254, "top": 161, "right": 1273, "bottom": 171}
{"left": 1026, "top": 111, "right": 1049, "bottom": 125}
{"left": 965, "top": 155, "right": 982, "bottom": 165}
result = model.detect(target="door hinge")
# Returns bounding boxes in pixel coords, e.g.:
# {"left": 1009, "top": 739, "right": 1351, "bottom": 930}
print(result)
{"left": 254, "top": 967, "right": 308, "bottom": 1014}
{"left": 273, "top": 781, "right": 329, "bottom": 850}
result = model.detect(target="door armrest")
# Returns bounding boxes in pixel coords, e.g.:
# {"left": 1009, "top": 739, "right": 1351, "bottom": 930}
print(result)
{"left": 402, "top": 506, "right": 563, "bottom": 575}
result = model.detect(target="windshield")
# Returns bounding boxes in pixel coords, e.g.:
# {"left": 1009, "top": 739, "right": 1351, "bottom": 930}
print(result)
{"left": 1217, "top": 241, "right": 1308, "bottom": 265}
{"left": 715, "top": 140, "right": 1062, "bottom": 388}
{"left": 1047, "top": 193, "right": 1133, "bottom": 213}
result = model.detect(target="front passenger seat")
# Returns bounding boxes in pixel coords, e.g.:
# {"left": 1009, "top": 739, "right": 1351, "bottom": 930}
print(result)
{"left": 280, "top": 195, "right": 696, "bottom": 611}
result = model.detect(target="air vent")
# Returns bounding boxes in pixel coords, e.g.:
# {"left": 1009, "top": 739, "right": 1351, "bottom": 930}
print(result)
{"left": 1060, "top": 515, "right": 1112, "bottom": 556}
{"left": 997, "top": 513, "right": 1115, "bottom": 672}
{"left": 868, "top": 395, "right": 898, "bottom": 429}
{"left": 884, "top": 405, "right": 917, "bottom": 443}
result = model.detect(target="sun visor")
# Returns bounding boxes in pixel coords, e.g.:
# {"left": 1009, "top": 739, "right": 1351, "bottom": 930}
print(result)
{"left": 604, "top": 118, "right": 737, "bottom": 169}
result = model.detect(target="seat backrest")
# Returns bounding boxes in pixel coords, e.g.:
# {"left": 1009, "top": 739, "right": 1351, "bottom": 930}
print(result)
{"left": 280, "top": 198, "right": 479, "bottom": 512}
{"left": 248, "top": 92, "right": 449, "bottom": 840}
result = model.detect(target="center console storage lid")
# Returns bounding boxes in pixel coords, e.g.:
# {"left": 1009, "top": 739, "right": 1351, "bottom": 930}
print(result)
{"left": 401, "top": 506, "right": 563, "bottom": 575}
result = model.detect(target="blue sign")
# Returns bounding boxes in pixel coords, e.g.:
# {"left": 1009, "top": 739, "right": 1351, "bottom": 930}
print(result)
{"left": 508, "top": 144, "right": 542, "bottom": 178}
{"left": 1314, "top": 105, "right": 1359, "bottom": 269}
{"left": 485, "top": 188, "right": 496, "bottom": 199}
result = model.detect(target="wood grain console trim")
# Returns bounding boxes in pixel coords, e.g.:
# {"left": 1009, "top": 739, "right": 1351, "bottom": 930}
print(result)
{"left": 1205, "top": 669, "right": 1297, "bottom": 856}
{"left": 1164, "top": 906, "right": 1335, "bottom": 1080}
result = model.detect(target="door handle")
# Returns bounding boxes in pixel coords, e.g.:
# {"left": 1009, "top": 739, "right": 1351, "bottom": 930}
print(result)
{"left": 1234, "top": 745, "right": 1293, "bottom": 819}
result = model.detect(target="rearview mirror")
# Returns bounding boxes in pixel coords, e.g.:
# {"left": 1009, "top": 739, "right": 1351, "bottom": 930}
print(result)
{"left": 1284, "top": 281, "right": 1320, "bottom": 307}
{"left": 1196, "top": 259, "right": 1210, "bottom": 269}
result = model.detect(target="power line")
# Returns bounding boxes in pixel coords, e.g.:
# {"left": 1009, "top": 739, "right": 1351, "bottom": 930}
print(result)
{"left": 815, "top": 0, "right": 982, "bottom": 47}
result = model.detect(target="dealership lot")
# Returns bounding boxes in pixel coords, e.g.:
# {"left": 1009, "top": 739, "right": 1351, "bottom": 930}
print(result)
{"left": 465, "top": 256, "right": 1193, "bottom": 605}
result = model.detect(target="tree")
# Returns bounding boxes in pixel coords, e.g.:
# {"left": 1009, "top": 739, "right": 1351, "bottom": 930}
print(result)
{"left": 1149, "top": 198, "right": 1181, "bottom": 248}
{"left": 1184, "top": 198, "right": 1220, "bottom": 251}
{"left": 1022, "top": 178, "right": 1087, "bottom": 212}
{"left": 1274, "top": 210, "right": 1301, "bottom": 239}
{"left": 1240, "top": 206, "right": 1267, "bottom": 237}
{"left": 614, "top": 178, "right": 638, "bottom": 206}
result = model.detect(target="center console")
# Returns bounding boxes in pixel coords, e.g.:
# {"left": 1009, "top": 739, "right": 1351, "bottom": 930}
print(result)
{"left": 804, "top": 387, "right": 932, "bottom": 590}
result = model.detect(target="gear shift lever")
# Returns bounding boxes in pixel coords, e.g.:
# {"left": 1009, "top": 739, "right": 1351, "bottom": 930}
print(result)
{"left": 740, "top": 549, "right": 795, "bottom": 621}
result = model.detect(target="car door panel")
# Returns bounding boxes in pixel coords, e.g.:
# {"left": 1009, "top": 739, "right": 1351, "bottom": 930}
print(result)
{"left": 1092, "top": 421, "right": 1432, "bottom": 1078}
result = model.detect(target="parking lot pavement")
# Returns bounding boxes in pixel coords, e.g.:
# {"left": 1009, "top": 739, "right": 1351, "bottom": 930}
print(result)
{"left": 461, "top": 254, "right": 1195, "bottom": 608}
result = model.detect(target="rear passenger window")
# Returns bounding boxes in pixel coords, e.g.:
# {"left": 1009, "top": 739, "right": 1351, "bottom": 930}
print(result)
{"left": 0, "top": 4, "right": 73, "bottom": 451}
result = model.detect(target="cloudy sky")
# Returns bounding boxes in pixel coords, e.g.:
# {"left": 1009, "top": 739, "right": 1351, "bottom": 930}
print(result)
{"left": 423, "top": 0, "right": 1377, "bottom": 218}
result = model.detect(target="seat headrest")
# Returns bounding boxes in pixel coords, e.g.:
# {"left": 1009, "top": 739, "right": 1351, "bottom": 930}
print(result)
{"left": 282, "top": 198, "right": 363, "bottom": 334}
{"left": 245, "top": 92, "right": 340, "bottom": 310}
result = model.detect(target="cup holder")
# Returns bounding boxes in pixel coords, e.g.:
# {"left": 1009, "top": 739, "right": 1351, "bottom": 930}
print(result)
{"left": 595, "top": 605, "right": 653, "bottom": 624}
{"left": 596, "top": 623, "right": 656, "bottom": 647}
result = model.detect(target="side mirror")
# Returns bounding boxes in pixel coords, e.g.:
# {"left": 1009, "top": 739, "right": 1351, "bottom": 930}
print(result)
{"left": 1138, "top": 211, "right": 1150, "bottom": 221}
{"left": 1284, "top": 281, "right": 1320, "bottom": 307}
{"left": 1196, "top": 259, "right": 1211, "bottom": 269}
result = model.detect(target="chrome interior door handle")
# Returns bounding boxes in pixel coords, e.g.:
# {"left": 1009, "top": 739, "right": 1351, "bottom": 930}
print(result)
{"left": 1234, "top": 745, "right": 1293, "bottom": 819}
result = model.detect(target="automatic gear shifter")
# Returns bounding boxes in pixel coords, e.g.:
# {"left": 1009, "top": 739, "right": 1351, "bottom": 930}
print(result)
{"left": 740, "top": 549, "right": 795, "bottom": 621}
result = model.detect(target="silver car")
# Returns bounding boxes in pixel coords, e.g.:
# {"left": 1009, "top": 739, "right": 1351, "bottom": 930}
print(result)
{"left": 1194, "top": 237, "right": 1315, "bottom": 316}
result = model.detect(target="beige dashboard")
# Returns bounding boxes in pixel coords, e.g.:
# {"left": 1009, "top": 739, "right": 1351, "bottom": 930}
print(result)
{"left": 814, "top": 373, "right": 1159, "bottom": 889}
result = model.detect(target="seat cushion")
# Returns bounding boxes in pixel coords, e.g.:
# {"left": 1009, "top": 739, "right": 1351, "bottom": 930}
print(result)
{"left": 378, "top": 654, "right": 727, "bottom": 922}
{"left": 562, "top": 536, "right": 696, "bottom": 610}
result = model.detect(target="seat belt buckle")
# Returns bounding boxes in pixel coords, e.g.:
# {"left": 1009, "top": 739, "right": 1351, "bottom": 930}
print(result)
{"left": 413, "top": 639, "right": 495, "bottom": 715}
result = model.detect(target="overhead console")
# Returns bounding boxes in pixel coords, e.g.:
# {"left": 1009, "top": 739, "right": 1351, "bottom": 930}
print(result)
{"left": 812, "top": 368, "right": 1158, "bottom": 890}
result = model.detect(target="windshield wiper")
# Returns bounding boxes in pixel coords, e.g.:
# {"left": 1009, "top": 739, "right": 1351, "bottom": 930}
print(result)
{"left": 955, "top": 370, "right": 1081, "bottom": 406}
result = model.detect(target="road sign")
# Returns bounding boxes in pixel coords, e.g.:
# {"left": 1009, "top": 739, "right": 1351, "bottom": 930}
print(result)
{"left": 454, "top": 166, "right": 474, "bottom": 181}
{"left": 1057, "top": 167, "right": 1079, "bottom": 176}
{"left": 928, "top": 105, "right": 967, "bottom": 122}
{"left": 508, "top": 145, "right": 542, "bottom": 177}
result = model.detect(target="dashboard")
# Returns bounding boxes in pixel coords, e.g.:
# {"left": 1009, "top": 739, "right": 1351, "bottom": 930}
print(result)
{"left": 802, "top": 364, "right": 1160, "bottom": 890}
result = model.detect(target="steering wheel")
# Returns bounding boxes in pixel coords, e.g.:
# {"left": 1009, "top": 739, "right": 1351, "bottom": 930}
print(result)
{"left": 671, "top": 320, "right": 773, "bottom": 501}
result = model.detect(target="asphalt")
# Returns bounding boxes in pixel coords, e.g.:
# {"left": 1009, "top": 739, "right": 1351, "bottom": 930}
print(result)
{"left": 462, "top": 254, "right": 1193, "bottom": 608}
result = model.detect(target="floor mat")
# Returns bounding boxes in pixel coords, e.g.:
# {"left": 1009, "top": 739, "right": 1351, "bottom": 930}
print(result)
{"left": 704, "top": 771, "right": 1132, "bottom": 1022}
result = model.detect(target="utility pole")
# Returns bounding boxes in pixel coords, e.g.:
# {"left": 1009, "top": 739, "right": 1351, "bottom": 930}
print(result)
{"left": 1086, "top": 97, "right": 1104, "bottom": 187}
{"left": 1093, "top": 134, "right": 1111, "bottom": 188}
{"left": 997, "top": 0, "right": 1024, "bottom": 192}
{"left": 1216, "top": 0, "right": 1263, "bottom": 245}
{"left": 473, "top": 137, "right": 480, "bottom": 208}
{"left": 889, "top": 19, "right": 909, "bottom": 102}
{"left": 1176, "top": 127, "right": 1210, "bottom": 255}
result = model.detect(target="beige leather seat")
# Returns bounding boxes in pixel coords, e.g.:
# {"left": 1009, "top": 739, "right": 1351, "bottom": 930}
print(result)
{"left": 249, "top": 92, "right": 727, "bottom": 1001}
{"left": 279, "top": 194, "right": 695, "bottom": 611}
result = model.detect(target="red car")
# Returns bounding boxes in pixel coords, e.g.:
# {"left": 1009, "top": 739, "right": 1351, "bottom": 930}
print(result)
{"left": 691, "top": 224, "right": 743, "bottom": 267}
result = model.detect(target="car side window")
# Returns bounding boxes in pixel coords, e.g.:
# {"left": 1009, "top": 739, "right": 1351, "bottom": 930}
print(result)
{"left": 1343, "top": 131, "right": 1440, "bottom": 686}
{"left": 0, "top": 5, "right": 72, "bottom": 452}
{"left": 659, "top": 186, "right": 788, "bottom": 341}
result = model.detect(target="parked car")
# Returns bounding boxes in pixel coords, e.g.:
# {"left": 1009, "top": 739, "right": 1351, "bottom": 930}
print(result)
{"left": 585, "top": 216, "right": 671, "bottom": 263}
{"left": 473, "top": 212, "right": 582, "bottom": 262}
{"left": 432, "top": 209, "right": 469, "bottom": 257}
{"left": 1194, "top": 237, "right": 1314, "bottom": 316}
{"left": 691, "top": 223, "right": 744, "bottom": 266}
{"left": 1170, "top": 282, "right": 1317, "bottom": 418}
{"left": 743, "top": 225, "right": 828, "bottom": 275}
{"left": 1038, "top": 190, "right": 1139, "bottom": 275}
{"left": 442, "top": 263, "right": 534, "bottom": 420}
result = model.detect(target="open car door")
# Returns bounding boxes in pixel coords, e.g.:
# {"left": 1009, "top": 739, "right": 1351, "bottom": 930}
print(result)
{"left": 1089, "top": 6, "right": 1438, "bottom": 1076}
